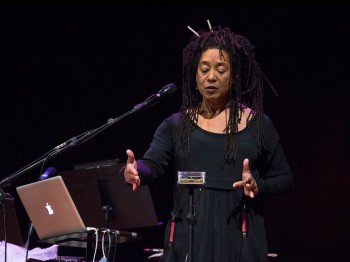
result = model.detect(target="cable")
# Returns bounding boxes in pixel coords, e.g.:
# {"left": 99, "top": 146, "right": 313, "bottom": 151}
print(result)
{"left": 106, "top": 229, "right": 111, "bottom": 260}
{"left": 86, "top": 227, "right": 98, "bottom": 262}
{"left": 100, "top": 229, "right": 112, "bottom": 261}
{"left": 112, "top": 230, "right": 118, "bottom": 262}
{"left": 101, "top": 230, "right": 106, "bottom": 259}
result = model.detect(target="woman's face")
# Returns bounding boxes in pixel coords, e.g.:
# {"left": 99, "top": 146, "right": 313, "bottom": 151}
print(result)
{"left": 196, "top": 48, "right": 232, "bottom": 106}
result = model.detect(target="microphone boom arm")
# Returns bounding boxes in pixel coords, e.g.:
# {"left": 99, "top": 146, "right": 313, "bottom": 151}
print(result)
{"left": 0, "top": 83, "right": 177, "bottom": 196}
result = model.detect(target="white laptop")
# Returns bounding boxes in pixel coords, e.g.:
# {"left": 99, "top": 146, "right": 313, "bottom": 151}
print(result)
{"left": 16, "top": 176, "right": 87, "bottom": 240}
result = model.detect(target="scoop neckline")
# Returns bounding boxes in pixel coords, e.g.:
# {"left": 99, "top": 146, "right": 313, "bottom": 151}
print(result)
{"left": 194, "top": 116, "right": 256, "bottom": 136}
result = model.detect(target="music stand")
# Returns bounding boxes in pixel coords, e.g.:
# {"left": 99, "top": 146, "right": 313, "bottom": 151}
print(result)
{"left": 58, "top": 160, "right": 158, "bottom": 231}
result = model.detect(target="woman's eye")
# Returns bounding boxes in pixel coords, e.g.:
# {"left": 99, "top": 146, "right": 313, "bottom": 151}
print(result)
{"left": 217, "top": 67, "right": 226, "bottom": 74}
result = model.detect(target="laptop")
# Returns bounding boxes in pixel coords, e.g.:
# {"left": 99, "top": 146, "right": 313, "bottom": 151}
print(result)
{"left": 16, "top": 176, "right": 86, "bottom": 240}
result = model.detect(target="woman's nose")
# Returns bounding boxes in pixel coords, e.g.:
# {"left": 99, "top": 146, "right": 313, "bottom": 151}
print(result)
{"left": 207, "top": 70, "right": 217, "bottom": 81}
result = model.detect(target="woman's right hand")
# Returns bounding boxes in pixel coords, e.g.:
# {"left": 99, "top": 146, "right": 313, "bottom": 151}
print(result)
{"left": 124, "top": 149, "right": 140, "bottom": 191}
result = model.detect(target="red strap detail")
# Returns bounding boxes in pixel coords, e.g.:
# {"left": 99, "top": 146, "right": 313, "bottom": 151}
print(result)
{"left": 242, "top": 210, "right": 247, "bottom": 233}
{"left": 169, "top": 220, "right": 175, "bottom": 243}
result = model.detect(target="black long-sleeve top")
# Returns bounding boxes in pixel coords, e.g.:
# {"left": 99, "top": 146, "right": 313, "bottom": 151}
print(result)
{"left": 137, "top": 112, "right": 294, "bottom": 262}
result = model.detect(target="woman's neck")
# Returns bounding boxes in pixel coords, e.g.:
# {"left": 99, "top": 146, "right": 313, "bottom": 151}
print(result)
{"left": 199, "top": 101, "right": 229, "bottom": 119}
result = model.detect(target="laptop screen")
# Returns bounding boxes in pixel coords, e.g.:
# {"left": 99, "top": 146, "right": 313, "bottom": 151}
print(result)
{"left": 16, "top": 176, "right": 86, "bottom": 240}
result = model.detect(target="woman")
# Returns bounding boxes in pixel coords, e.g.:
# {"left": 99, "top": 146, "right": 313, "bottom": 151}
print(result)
{"left": 123, "top": 23, "right": 294, "bottom": 262}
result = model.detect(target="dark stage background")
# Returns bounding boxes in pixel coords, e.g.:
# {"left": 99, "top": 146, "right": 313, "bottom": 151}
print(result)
{"left": 0, "top": 6, "right": 349, "bottom": 262}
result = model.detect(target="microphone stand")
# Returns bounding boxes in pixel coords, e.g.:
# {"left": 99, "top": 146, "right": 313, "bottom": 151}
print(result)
{"left": 0, "top": 106, "right": 143, "bottom": 196}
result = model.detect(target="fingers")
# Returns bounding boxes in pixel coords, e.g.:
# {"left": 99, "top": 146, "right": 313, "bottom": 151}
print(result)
{"left": 132, "top": 180, "right": 140, "bottom": 191}
{"left": 233, "top": 158, "right": 251, "bottom": 188}
{"left": 126, "top": 165, "right": 140, "bottom": 191}
{"left": 242, "top": 158, "right": 250, "bottom": 173}
{"left": 245, "top": 179, "right": 258, "bottom": 198}
{"left": 233, "top": 181, "right": 245, "bottom": 188}
{"left": 232, "top": 158, "right": 257, "bottom": 198}
{"left": 125, "top": 149, "right": 140, "bottom": 191}
{"left": 233, "top": 180, "right": 256, "bottom": 198}
{"left": 127, "top": 173, "right": 140, "bottom": 191}
{"left": 126, "top": 149, "right": 135, "bottom": 164}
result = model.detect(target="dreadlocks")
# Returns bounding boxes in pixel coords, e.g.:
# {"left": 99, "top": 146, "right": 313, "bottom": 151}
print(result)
{"left": 177, "top": 25, "right": 277, "bottom": 164}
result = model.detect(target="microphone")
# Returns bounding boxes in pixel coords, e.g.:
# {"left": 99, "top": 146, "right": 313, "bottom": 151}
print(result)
{"left": 39, "top": 167, "right": 58, "bottom": 181}
{"left": 133, "top": 83, "right": 177, "bottom": 111}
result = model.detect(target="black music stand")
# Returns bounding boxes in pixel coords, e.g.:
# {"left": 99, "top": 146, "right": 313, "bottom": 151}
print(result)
{"left": 59, "top": 160, "right": 158, "bottom": 230}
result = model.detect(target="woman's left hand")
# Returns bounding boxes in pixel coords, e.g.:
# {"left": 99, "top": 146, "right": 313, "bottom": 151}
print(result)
{"left": 233, "top": 158, "right": 258, "bottom": 198}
